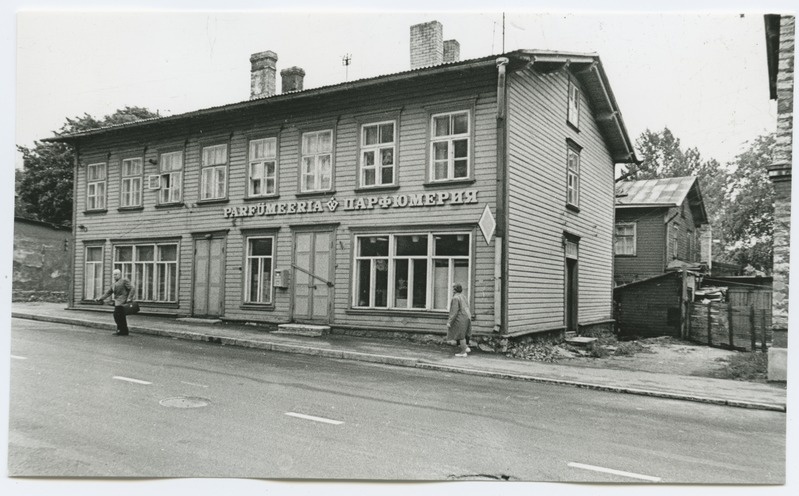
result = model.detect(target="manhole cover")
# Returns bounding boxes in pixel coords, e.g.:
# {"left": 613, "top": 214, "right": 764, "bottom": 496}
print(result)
{"left": 159, "top": 396, "right": 210, "bottom": 408}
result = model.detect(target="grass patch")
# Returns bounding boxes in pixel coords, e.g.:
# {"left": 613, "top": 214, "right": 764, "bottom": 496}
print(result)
{"left": 714, "top": 352, "right": 768, "bottom": 381}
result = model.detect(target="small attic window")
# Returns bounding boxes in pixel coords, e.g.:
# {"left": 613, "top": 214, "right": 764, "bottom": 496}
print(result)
{"left": 567, "top": 78, "right": 580, "bottom": 129}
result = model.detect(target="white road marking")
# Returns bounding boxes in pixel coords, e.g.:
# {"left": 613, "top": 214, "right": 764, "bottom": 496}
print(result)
{"left": 568, "top": 462, "right": 662, "bottom": 482}
{"left": 181, "top": 381, "right": 209, "bottom": 388}
{"left": 285, "top": 412, "right": 344, "bottom": 425}
{"left": 10, "top": 355, "right": 27, "bottom": 360}
{"left": 112, "top": 376, "right": 152, "bottom": 385}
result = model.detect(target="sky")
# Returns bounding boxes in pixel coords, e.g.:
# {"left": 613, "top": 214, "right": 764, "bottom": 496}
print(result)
{"left": 2, "top": 1, "right": 798, "bottom": 496}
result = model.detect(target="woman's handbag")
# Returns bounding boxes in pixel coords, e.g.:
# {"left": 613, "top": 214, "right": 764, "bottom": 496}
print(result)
{"left": 123, "top": 301, "right": 140, "bottom": 315}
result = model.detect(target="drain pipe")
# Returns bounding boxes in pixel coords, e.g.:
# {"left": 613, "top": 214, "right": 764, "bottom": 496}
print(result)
{"left": 495, "top": 57, "right": 509, "bottom": 334}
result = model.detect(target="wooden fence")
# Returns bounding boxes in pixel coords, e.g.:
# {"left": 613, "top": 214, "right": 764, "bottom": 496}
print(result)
{"left": 688, "top": 302, "right": 772, "bottom": 351}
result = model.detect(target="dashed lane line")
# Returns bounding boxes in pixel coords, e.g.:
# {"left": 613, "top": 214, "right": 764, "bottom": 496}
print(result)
{"left": 285, "top": 412, "right": 344, "bottom": 425}
{"left": 112, "top": 376, "right": 153, "bottom": 385}
{"left": 181, "top": 381, "right": 209, "bottom": 388}
{"left": 567, "top": 462, "right": 662, "bottom": 482}
{"left": 10, "top": 355, "right": 27, "bottom": 360}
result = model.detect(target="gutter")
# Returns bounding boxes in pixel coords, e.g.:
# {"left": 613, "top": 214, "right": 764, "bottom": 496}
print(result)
{"left": 495, "top": 57, "right": 510, "bottom": 335}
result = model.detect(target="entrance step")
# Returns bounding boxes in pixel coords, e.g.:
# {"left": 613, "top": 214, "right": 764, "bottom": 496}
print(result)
{"left": 177, "top": 317, "right": 222, "bottom": 325}
{"left": 564, "top": 336, "right": 598, "bottom": 346}
{"left": 274, "top": 323, "right": 330, "bottom": 337}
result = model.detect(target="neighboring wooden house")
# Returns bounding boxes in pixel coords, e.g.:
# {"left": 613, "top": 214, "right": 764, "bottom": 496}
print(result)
{"left": 614, "top": 176, "right": 709, "bottom": 286}
{"left": 44, "top": 21, "right": 637, "bottom": 338}
{"left": 12, "top": 217, "right": 71, "bottom": 301}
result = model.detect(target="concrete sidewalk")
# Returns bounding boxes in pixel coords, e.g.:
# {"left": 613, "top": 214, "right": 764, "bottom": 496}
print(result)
{"left": 10, "top": 302, "right": 787, "bottom": 412}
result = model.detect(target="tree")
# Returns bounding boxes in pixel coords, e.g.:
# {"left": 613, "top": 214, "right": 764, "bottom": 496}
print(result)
{"left": 16, "top": 106, "right": 159, "bottom": 226}
{"left": 718, "top": 134, "right": 775, "bottom": 271}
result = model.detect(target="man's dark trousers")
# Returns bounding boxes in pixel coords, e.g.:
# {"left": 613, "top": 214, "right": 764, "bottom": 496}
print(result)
{"left": 113, "top": 305, "right": 129, "bottom": 334}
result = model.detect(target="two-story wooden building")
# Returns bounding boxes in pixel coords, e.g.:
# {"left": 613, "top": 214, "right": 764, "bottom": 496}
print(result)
{"left": 46, "top": 21, "right": 637, "bottom": 338}
{"left": 614, "top": 176, "right": 709, "bottom": 286}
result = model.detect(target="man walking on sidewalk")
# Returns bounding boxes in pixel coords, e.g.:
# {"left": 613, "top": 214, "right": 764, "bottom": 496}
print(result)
{"left": 97, "top": 269, "right": 133, "bottom": 336}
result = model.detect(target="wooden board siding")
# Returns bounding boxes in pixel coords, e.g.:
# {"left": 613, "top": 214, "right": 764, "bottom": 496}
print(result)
{"left": 615, "top": 274, "right": 682, "bottom": 337}
{"left": 70, "top": 68, "right": 500, "bottom": 333}
{"left": 614, "top": 207, "right": 666, "bottom": 284}
{"left": 505, "top": 67, "right": 615, "bottom": 334}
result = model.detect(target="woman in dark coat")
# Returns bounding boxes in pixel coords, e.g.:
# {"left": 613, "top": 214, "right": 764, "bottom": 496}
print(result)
{"left": 447, "top": 283, "right": 472, "bottom": 357}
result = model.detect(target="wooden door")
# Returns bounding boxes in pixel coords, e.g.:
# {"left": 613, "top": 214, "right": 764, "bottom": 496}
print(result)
{"left": 193, "top": 236, "right": 225, "bottom": 317}
{"left": 292, "top": 230, "right": 332, "bottom": 323}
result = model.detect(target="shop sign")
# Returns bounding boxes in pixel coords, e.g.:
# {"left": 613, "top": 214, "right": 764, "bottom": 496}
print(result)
{"left": 223, "top": 189, "right": 479, "bottom": 219}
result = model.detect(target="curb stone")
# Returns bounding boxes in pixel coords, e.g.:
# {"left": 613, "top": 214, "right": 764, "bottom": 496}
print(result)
{"left": 11, "top": 312, "right": 786, "bottom": 413}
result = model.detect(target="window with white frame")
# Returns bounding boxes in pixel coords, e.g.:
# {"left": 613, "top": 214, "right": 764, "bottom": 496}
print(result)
{"left": 245, "top": 236, "right": 274, "bottom": 304}
{"left": 201, "top": 144, "right": 228, "bottom": 200}
{"left": 120, "top": 158, "right": 143, "bottom": 207}
{"left": 567, "top": 145, "right": 580, "bottom": 208}
{"left": 159, "top": 151, "right": 183, "bottom": 204}
{"left": 86, "top": 163, "right": 107, "bottom": 210}
{"left": 353, "top": 232, "right": 471, "bottom": 311}
{"left": 301, "top": 130, "right": 333, "bottom": 192}
{"left": 614, "top": 223, "right": 636, "bottom": 256}
{"left": 360, "top": 121, "right": 395, "bottom": 187}
{"left": 568, "top": 79, "right": 580, "bottom": 128}
{"left": 430, "top": 111, "right": 470, "bottom": 181}
{"left": 84, "top": 245, "right": 104, "bottom": 299}
{"left": 248, "top": 138, "right": 277, "bottom": 197}
{"left": 114, "top": 242, "right": 178, "bottom": 302}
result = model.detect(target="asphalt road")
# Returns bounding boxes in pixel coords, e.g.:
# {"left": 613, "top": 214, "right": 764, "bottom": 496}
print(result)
{"left": 8, "top": 318, "right": 786, "bottom": 482}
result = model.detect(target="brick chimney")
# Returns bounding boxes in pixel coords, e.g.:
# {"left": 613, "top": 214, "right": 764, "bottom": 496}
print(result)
{"left": 281, "top": 66, "right": 306, "bottom": 93}
{"left": 443, "top": 39, "right": 460, "bottom": 63}
{"left": 250, "top": 50, "right": 278, "bottom": 99}
{"left": 410, "top": 21, "right": 443, "bottom": 69}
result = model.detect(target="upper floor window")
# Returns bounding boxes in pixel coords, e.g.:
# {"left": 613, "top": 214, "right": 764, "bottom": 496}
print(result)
{"left": 566, "top": 144, "right": 580, "bottom": 208}
{"left": 200, "top": 144, "right": 228, "bottom": 200}
{"left": 360, "top": 121, "right": 395, "bottom": 187}
{"left": 568, "top": 79, "right": 580, "bottom": 128}
{"left": 301, "top": 130, "right": 333, "bottom": 193}
{"left": 86, "top": 163, "right": 106, "bottom": 211}
{"left": 159, "top": 151, "right": 183, "bottom": 204}
{"left": 615, "top": 223, "right": 636, "bottom": 256}
{"left": 430, "top": 111, "right": 470, "bottom": 181}
{"left": 248, "top": 138, "right": 277, "bottom": 197}
{"left": 120, "top": 158, "right": 143, "bottom": 207}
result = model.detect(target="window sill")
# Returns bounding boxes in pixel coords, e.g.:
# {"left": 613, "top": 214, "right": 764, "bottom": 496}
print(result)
{"left": 567, "top": 120, "right": 580, "bottom": 133}
{"left": 614, "top": 254, "right": 637, "bottom": 258}
{"left": 195, "top": 198, "right": 230, "bottom": 206}
{"left": 244, "top": 194, "right": 280, "bottom": 202}
{"left": 354, "top": 184, "right": 400, "bottom": 193}
{"left": 295, "top": 190, "right": 336, "bottom": 198}
{"left": 346, "top": 307, "right": 449, "bottom": 319}
{"left": 118, "top": 206, "right": 144, "bottom": 212}
{"left": 565, "top": 203, "right": 580, "bottom": 213}
{"left": 83, "top": 209, "right": 108, "bottom": 215}
{"left": 423, "top": 178, "right": 476, "bottom": 188}
{"left": 240, "top": 303, "right": 276, "bottom": 311}
{"left": 154, "top": 202, "right": 185, "bottom": 209}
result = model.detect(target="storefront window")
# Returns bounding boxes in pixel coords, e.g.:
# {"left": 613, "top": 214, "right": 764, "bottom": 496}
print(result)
{"left": 114, "top": 242, "right": 178, "bottom": 302}
{"left": 353, "top": 232, "right": 470, "bottom": 311}
{"left": 84, "top": 245, "right": 104, "bottom": 300}
{"left": 246, "top": 237, "right": 274, "bottom": 304}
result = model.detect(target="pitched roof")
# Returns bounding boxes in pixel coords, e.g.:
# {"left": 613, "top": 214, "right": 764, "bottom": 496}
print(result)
{"left": 615, "top": 176, "right": 708, "bottom": 224}
{"left": 43, "top": 49, "right": 638, "bottom": 163}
